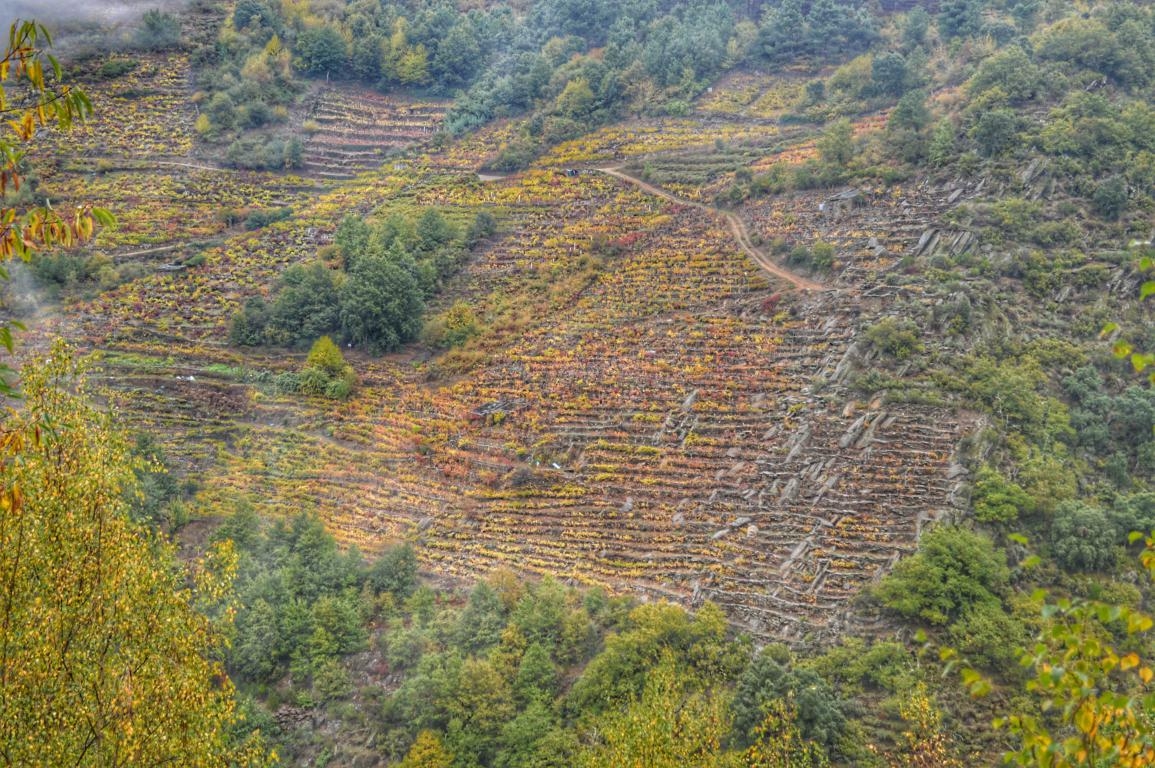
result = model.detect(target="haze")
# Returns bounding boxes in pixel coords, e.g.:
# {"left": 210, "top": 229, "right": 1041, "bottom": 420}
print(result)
{"left": 0, "top": 0, "right": 189, "bottom": 28}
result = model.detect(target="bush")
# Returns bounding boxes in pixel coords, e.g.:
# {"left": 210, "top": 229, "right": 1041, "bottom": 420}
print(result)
{"left": 134, "top": 10, "right": 182, "bottom": 51}
{"left": 875, "top": 525, "right": 1009, "bottom": 626}
{"left": 971, "top": 108, "right": 1020, "bottom": 157}
{"left": 305, "top": 336, "right": 347, "bottom": 378}
{"left": 244, "top": 207, "right": 292, "bottom": 230}
{"left": 298, "top": 337, "right": 356, "bottom": 399}
{"left": 971, "top": 465, "right": 1032, "bottom": 524}
{"left": 865, "top": 317, "right": 922, "bottom": 360}
{"left": 96, "top": 59, "right": 139, "bottom": 80}
{"left": 1051, "top": 501, "right": 1117, "bottom": 572}
{"left": 1092, "top": 175, "right": 1128, "bottom": 220}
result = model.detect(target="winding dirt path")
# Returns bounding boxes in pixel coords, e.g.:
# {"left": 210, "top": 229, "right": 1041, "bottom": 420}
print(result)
{"left": 597, "top": 166, "right": 825, "bottom": 292}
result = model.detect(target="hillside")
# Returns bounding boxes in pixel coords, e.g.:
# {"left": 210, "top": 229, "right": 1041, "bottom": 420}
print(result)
{"left": 8, "top": 0, "right": 1155, "bottom": 764}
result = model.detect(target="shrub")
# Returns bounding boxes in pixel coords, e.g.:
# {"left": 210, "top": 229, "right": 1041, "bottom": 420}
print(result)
{"left": 875, "top": 525, "right": 1009, "bottom": 626}
{"left": 96, "top": 59, "right": 139, "bottom": 79}
{"left": 134, "top": 10, "right": 182, "bottom": 51}
{"left": 865, "top": 317, "right": 922, "bottom": 360}
{"left": 971, "top": 465, "right": 1033, "bottom": 524}
{"left": 1051, "top": 501, "right": 1117, "bottom": 572}
{"left": 305, "top": 336, "right": 347, "bottom": 378}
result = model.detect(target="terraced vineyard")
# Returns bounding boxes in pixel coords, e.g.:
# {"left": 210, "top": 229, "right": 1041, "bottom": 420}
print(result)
{"left": 30, "top": 61, "right": 981, "bottom": 643}
{"left": 301, "top": 86, "right": 449, "bottom": 179}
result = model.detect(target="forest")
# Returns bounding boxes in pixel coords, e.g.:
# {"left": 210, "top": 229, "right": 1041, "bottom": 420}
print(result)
{"left": 3, "top": 0, "right": 1155, "bottom": 765}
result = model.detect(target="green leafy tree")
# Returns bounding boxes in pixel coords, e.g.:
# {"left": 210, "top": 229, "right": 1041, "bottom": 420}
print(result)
{"left": 265, "top": 262, "right": 341, "bottom": 346}
{"left": 296, "top": 24, "right": 347, "bottom": 77}
{"left": 0, "top": 343, "right": 270, "bottom": 765}
{"left": 497, "top": 701, "right": 574, "bottom": 768}
{"left": 1050, "top": 501, "right": 1118, "bottom": 572}
{"left": 431, "top": 22, "right": 481, "bottom": 88}
{"left": 368, "top": 543, "right": 419, "bottom": 599}
{"left": 817, "top": 118, "right": 854, "bottom": 166}
{"left": 339, "top": 254, "right": 424, "bottom": 353}
{"left": 871, "top": 52, "right": 908, "bottom": 97}
{"left": 949, "top": 537, "right": 1155, "bottom": 768}
{"left": 971, "top": 108, "right": 1020, "bottom": 157}
{"left": 514, "top": 642, "right": 558, "bottom": 706}
{"left": 134, "top": 10, "right": 182, "bottom": 51}
{"left": 1093, "top": 175, "right": 1129, "bottom": 220}
{"left": 743, "top": 697, "right": 831, "bottom": 768}
{"left": 938, "top": 0, "right": 982, "bottom": 40}
{"left": 398, "top": 44, "right": 432, "bottom": 86}
{"left": 875, "top": 525, "right": 1009, "bottom": 626}
{"left": 732, "top": 649, "right": 845, "bottom": 750}
{"left": 335, "top": 214, "right": 372, "bottom": 268}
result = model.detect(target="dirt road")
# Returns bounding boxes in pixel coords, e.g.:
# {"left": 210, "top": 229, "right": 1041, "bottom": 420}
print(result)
{"left": 597, "top": 166, "right": 825, "bottom": 292}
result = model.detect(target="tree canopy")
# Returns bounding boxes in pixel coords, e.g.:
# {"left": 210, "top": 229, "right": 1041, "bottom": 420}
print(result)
{"left": 0, "top": 343, "right": 270, "bottom": 765}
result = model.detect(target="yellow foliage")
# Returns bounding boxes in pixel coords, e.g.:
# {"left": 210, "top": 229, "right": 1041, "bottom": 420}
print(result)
{"left": 0, "top": 343, "right": 272, "bottom": 765}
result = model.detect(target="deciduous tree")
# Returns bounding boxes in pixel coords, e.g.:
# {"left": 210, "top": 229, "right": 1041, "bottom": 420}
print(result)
{"left": 0, "top": 343, "right": 270, "bottom": 765}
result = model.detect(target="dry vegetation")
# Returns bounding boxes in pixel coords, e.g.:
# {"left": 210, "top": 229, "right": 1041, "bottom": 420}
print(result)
{"left": 24, "top": 52, "right": 1001, "bottom": 645}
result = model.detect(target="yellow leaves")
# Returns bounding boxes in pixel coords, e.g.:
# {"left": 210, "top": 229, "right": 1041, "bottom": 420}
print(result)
{"left": 0, "top": 343, "right": 273, "bottom": 765}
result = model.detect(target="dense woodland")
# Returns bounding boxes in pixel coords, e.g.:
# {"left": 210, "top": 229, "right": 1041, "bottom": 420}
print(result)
{"left": 5, "top": 0, "right": 1155, "bottom": 765}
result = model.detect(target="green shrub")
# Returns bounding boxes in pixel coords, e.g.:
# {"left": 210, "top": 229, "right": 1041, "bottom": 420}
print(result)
{"left": 1050, "top": 501, "right": 1117, "bottom": 572}
{"left": 865, "top": 317, "right": 922, "bottom": 360}
{"left": 971, "top": 465, "right": 1033, "bottom": 523}
{"left": 875, "top": 525, "right": 1009, "bottom": 626}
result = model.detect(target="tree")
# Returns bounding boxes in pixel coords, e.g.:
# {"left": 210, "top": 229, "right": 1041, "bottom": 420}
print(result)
{"left": 875, "top": 525, "right": 1009, "bottom": 626}
{"left": 1093, "top": 175, "right": 1129, "bottom": 220}
{"left": 871, "top": 52, "right": 908, "bottom": 98}
{"left": 743, "top": 698, "right": 831, "bottom": 768}
{"left": 368, "top": 543, "right": 418, "bottom": 599}
{"left": 0, "top": 21, "right": 110, "bottom": 392}
{"left": 555, "top": 77, "right": 595, "bottom": 118}
{"left": 415, "top": 208, "right": 455, "bottom": 254}
{"left": 732, "top": 649, "right": 845, "bottom": 751}
{"left": 0, "top": 343, "right": 270, "bottom": 765}
{"left": 948, "top": 537, "right": 1155, "bottom": 768}
{"left": 431, "top": 22, "right": 481, "bottom": 88}
{"left": 577, "top": 655, "right": 736, "bottom": 768}
{"left": 134, "top": 10, "right": 182, "bottom": 51}
{"left": 971, "top": 108, "right": 1020, "bottom": 157}
{"left": 817, "top": 118, "right": 854, "bottom": 166}
{"left": 938, "top": 0, "right": 982, "bottom": 40}
{"left": 265, "top": 261, "right": 340, "bottom": 346}
{"left": 397, "top": 44, "right": 432, "bottom": 86}
{"left": 339, "top": 254, "right": 424, "bottom": 353}
{"left": 1050, "top": 501, "right": 1117, "bottom": 572}
{"left": 296, "top": 24, "right": 347, "bottom": 77}
{"left": 400, "top": 730, "right": 453, "bottom": 768}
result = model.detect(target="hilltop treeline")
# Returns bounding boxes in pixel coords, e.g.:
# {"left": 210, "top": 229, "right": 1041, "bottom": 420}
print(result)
{"left": 192, "top": 0, "right": 882, "bottom": 165}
